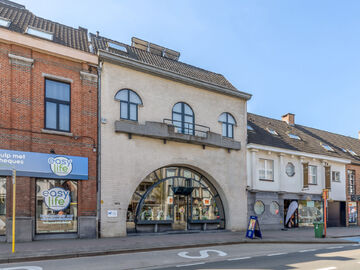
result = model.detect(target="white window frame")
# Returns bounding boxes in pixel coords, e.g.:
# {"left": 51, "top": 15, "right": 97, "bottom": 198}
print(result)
{"left": 332, "top": 171, "right": 340, "bottom": 182}
{"left": 259, "top": 159, "right": 274, "bottom": 181}
{"left": 309, "top": 165, "right": 317, "bottom": 185}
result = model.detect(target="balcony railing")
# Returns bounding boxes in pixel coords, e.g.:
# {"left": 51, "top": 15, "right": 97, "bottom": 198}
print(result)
{"left": 163, "top": 119, "right": 210, "bottom": 138}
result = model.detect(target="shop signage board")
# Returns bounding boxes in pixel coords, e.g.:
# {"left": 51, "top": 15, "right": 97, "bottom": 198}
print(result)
{"left": 246, "top": 215, "right": 262, "bottom": 239}
{"left": 0, "top": 149, "right": 88, "bottom": 180}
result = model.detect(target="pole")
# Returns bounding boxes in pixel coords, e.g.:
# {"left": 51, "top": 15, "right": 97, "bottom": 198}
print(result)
{"left": 12, "top": 169, "right": 16, "bottom": 253}
{"left": 323, "top": 189, "right": 327, "bottom": 238}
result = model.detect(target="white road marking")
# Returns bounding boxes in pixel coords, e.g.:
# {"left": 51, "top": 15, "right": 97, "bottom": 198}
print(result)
{"left": 299, "top": 249, "right": 317, "bottom": 253}
{"left": 176, "top": 262, "right": 205, "bottom": 267}
{"left": 352, "top": 244, "right": 360, "bottom": 247}
{"left": 326, "top": 246, "right": 343, "bottom": 249}
{"left": 0, "top": 267, "right": 43, "bottom": 270}
{"left": 267, "top": 252, "right": 287, "bottom": 256}
{"left": 227, "top": 256, "right": 252, "bottom": 261}
{"left": 316, "top": 267, "right": 336, "bottom": 270}
{"left": 177, "top": 249, "right": 227, "bottom": 259}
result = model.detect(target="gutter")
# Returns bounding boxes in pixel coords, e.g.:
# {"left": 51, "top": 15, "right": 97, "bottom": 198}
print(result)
{"left": 98, "top": 49, "right": 252, "bottom": 101}
{"left": 96, "top": 60, "right": 103, "bottom": 238}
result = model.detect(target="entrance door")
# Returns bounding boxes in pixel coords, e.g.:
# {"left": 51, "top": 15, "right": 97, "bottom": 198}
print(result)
{"left": 173, "top": 195, "right": 188, "bottom": 230}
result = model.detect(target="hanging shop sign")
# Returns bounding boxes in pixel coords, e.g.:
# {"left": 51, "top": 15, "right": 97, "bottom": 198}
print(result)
{"left": 246, "top": 215, "right": 262, "bottom": 239}
{"left": 0, "top": 149, "right": 88, "bottom": 179}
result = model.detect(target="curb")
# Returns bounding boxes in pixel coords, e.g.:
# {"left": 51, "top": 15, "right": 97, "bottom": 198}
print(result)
{"left": 0, "top": 239, "right": 357, "bottom": 264}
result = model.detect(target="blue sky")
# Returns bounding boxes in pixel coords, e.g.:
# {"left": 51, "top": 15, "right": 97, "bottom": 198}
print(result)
{"left": 17, "top": 0, "right": 360, "bottom": 138}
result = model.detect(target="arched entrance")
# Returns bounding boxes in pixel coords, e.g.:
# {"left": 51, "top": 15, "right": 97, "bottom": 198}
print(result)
{"left": 127, "top": 166, "right": 225, "bottom": 233}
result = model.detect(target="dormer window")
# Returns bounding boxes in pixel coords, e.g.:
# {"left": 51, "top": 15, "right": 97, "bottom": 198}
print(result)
{"left": 107, "top": 41, "right": 127, "bottom": 53}
{"left": 348, "top": 149, "right": 358, "bottom": 156}
{"left": 0, "top": 18, "right": 10, "bottom": 27}
{"left": 26, "top": 27, "right": 53, "bottom": 40}
{"left": 247, "top": 124, "right": 254, "bottom": 131}
{"left": 321, "top": 143, "right": 334, "bottom": 152}
{"left": 288, "top": 133, "right": 301, "bottom": 140}
{"left": 267, "top": 128, "right": 278, "bottom": 135}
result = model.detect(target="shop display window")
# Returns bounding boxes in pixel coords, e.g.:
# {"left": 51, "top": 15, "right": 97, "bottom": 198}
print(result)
{"left": 254, "top": 200, "right": 265, "bottom": 215}
{"left": 36, "top": 179, "right": 78, "bottom": 234}
{"left": 298, "top": 200, "right": 323, "bottom": 226}
{"left": 348, "top": 202, "right": 357, "bottom": 225}
{"left": 270, "top": 201, "right": 280, "bottom": 215}
{"left": 0, "top": 178, "right": 5, "bottom": 235}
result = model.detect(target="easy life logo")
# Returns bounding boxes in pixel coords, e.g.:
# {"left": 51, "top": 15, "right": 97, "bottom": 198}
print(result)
{"left": 43, "top": 187, "right": 71, "bottom": 211}
{"left": 48, "top": 156, "right": 73, "bottom": 176}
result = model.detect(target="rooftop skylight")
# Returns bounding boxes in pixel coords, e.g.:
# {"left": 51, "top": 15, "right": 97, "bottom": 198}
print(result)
{"left": 321, "top": 143, "right": 334, "bottom": 152}
{"left": 107, "top": 41, "right": 127, "bottom": 53}
{"left": 340, "top": 148, "right": 347, "bottom": 153}
{"left": 0, "top": 18, "right": 10, "bottom": 27}
{"left": 26, "top": 27, "right": 53, "bottom": 40}
{"left": 288, "top": 133, "right": 301, "bottom": 140}
{"left": 247, "top": 124, "right": 254, "bottom": 131}
{"left": 348, "top": 149, "right": 358, "bottom": 156}
{"left": 267, "top": 128, "right": 278, "bottom": 135}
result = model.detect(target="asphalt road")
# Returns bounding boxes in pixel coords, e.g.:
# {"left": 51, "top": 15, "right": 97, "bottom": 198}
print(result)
{"left": 0, "top": 243, "right": 359, "bottom": 270}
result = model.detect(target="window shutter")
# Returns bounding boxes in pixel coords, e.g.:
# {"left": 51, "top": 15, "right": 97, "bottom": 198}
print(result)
{"left": 325, "top": 166, "right": 331, "bottom": 190}
{"left": 303, "top": 162, "right": 309, "bottom": 188}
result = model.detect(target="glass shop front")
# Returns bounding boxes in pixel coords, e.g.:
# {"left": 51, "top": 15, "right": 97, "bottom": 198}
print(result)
{"left": 298, "top": 200, "right": 323, "bottom": 226}
{"left": 127, "top": 166, "right": 225, "bottom": 233}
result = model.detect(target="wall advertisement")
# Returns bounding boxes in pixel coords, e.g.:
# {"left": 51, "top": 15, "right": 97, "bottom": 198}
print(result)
{"left": 0, "top": 149, "right": 88, "bottom": 180}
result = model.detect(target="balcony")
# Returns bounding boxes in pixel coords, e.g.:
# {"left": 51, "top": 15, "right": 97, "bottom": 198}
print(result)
{"left": 114, "top": 119, "right": 241, "bottom": 150}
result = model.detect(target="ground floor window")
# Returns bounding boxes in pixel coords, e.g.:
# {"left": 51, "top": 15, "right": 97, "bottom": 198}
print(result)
{"left": 298, "top": 200, "right": 323, "bottom": 226}
{"left": 348, "top": 202, "right": 357, "bottom": 225}
{"left": 0, "top": 177, "right": 5, "bottom": 235}
{"left": 127, "top": 166, "right": 224, "bottom": 232}
{"left": 36, "top": 179, "right": 78, "bottom": 234}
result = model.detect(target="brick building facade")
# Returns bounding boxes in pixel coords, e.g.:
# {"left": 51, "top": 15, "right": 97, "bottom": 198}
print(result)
{"left": 0, "top": 1, "right": 98, "bottom": 241}
{"left": 346, "top": 164, "right": 360, "bottom": 226}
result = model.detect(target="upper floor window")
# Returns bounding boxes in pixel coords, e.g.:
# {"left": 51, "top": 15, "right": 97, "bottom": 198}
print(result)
{"left": 115, "top": 89, "right": 142, "bottom": 121}
{"left": 259, "top": 158, "right": 274, "bottom": 181}
{"left": 309, "top": 165, "right": 317, "bottom": 184}
{"left": 45, "top": 79, "right": 70, "bottom": 132}
{"left": 332, "top": 171, "right": 340, "bottom": 182}
{"left": 172, "top": 102, "right": 194, "bottom": 135}
{"left": 218, "top": 112, "right": 236, "bottom": 138}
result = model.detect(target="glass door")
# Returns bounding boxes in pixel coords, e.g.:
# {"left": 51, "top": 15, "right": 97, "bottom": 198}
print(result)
{"left": 173, "top": 195, "right": 188, "bottom": 230}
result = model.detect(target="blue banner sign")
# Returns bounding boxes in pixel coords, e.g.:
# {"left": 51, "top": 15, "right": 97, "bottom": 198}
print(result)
{"left": 0, "top": 149, "right": 88, "bottom": 180}
{"left": 246, "top": 215, "right": 262, "bottom": 239}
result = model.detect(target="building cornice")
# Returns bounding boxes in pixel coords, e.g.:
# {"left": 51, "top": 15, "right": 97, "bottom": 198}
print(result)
{"left": 0, "top": 28, "right": 98, "bottom": 64}
{"left": 98, "top": 49, "right": 252, "bottom": 101}
{"left": 247, "top": 143, "right": 351, "bottom": 164}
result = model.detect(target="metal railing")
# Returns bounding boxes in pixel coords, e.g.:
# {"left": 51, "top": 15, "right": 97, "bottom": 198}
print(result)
{"left": 163, "top": 119, "right": 210, "bottom": 138}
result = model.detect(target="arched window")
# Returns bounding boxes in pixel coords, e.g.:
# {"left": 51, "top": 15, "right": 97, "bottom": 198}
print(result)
{"left": 172, "top": 102, "right": 194, "bottom": 135}
{"left": 218, "top": 112, "right": 236, "bottom": 138}
{"left": 115, "top": 89, "right": 142, "bottom": 121}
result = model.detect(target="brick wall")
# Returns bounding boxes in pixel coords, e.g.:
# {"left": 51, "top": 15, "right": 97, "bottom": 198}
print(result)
{"left": 0, "top": 42, "right": 97, "bottom": 220}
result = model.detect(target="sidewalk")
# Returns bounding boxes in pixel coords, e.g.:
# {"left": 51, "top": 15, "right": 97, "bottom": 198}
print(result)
{"left": 0, "top": 227, "right": 359, "bottom": 264}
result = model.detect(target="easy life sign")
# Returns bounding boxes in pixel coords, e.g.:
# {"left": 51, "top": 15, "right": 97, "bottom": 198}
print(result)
{"left": 0, "top": 149, "right": 88, "bottom": 180}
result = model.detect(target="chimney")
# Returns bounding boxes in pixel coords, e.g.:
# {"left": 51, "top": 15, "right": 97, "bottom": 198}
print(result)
{"left": 282, "top": 113, "right": 295, "bottom": 125}
{"left": 358, "top": 131, "right": 360, "bottom": 140}
{"left": 96, "top": 31, "right": 99, "bottom": 37}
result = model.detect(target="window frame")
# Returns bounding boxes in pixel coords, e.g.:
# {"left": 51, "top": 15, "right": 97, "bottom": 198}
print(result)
{"left": 172, "top": 102, "right": 195, "bottom": 135}
{"left": 308, "top": 165, "right": 317, "bottom": 185}
{"left": 348, "top": 170, "right": 356, "bottom": 195}
{"left": 332, "top": 171, "right": 341, "bottom": 182}
{"left": 115, "top": 89, "right": 142, "bottom": 121}
{"left": 259, "top": 158, "right": 274, "bottom": 181}
{"left": 218, "top": 112, "right": 236, "bottom": 138}
{"left": 44, "top": 78, "right": 71, "bottom": 132}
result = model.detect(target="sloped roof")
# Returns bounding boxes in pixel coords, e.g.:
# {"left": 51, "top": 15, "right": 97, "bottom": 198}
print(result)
{"left": 0, "top": 0, "right": 90, "bottom": 52}
{"left": 90, "top": 33, "right": 238, "bottom": 91}
{"left": 248, "top": 113, "right": 360, "bottom": 165}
